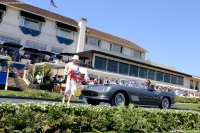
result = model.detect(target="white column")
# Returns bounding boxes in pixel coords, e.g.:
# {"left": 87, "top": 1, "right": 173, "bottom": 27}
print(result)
{"left": 76, "top": 18, "right": 87, "bottom": 53}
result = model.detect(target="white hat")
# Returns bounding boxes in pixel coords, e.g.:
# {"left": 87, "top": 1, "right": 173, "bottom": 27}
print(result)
{"left": 71, "top": 55, "right": 80, "bottom": 61}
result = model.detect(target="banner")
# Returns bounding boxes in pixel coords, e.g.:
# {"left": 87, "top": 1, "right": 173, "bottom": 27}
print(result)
{"left": 0, "top": 72, "right": 7, "bottom": 85}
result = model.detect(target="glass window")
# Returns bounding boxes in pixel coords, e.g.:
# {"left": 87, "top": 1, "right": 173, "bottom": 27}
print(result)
{"left": 190, "top": 80, "right": 194, "bottom": 89}
{"left": 171, "top": 75, "right": 177, "bottom": 84}
{"left": 107, "top": 59, "right": 118, "bottom": 73}
{"left": 26, "top": 41, "right": 47, "bottom": 50}
{"left": 111, "top": 44, "right": 122, "bottom": 53}
{"left": 148, "top": 70, "right": 156, "bottom": 80}
{"left": 129, "top": 65, "right": 139, "bottom": 77}
{"left": 156, "top": 72, "right": 164, "bottom": 82}
{"left": 57, "top": 28, "right": 72, "bottom": 39}
{"left": 195, "top": 81, "right": 199, "bottom": 90}
{"left": 94, "top": 57, "right": 107, "bottom": 71}
{"left": 24, "top": 18, "right": 41, "bottom": 31}
{"left": 51, "top": 47, "right": 63, "bottom": 53}
{"left": 119, "top": 62, "right": 129, "bottom": 75}
{"left": 131, "top": 50, "right": 141, "bottom": 59}
{"left": 87, "top": 37, "right": 99, "bottom": 47}
{"left": 178, "top": 77, "right": 184, "bottom": 86}
{"left": 0, "top": 34, "right": 21, "bottom": 45}
{"left": 164, "top": 73, "right": 171, "bottom": 83}
{"left": 139, "top": 68, "right": 148, "bottom": 78}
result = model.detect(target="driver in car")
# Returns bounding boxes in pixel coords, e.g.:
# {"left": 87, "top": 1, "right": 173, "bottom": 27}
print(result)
{"left": 144, "top": 80, "right": 154, "bottom": 91}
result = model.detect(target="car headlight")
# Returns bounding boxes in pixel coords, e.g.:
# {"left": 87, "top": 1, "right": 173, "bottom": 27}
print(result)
{"left": 103, "top": 86, "right": 111, "bottom": 92}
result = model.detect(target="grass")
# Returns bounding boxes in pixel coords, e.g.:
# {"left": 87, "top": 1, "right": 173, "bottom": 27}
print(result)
{"left": 172, "top": 103, "right": 200, "bottom": 111}
{"left": 0, "top": 90, "right": 28, "bottom": 97}
{"left": 0, "top": 89, "right": 83, "bottom": 102}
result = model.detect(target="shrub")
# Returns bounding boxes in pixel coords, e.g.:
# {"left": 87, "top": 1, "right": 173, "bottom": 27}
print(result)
{"left": 0, "top": 102, "right": 200, "bottom": 133}
{"left": 175, "top": 96, "right": 199, "bottom": 103}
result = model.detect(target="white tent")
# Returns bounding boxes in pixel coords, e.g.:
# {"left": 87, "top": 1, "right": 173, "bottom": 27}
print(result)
{"left": 33, "top": 62, "right": 66, "bottom": 83}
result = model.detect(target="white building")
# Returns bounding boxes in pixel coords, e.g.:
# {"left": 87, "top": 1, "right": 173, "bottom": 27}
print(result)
{"left": 0, "top": 0, "right": 199, "bottom": 91}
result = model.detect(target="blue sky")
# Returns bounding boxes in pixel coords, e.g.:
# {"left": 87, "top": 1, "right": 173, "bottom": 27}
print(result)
{"left": 20, "top": 0, "right": 200, "bottom": 76}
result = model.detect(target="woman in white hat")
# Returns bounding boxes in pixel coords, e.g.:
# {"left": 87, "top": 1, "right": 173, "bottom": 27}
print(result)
{"left": 62, "top": 55, "right": 80, "bottom": 105}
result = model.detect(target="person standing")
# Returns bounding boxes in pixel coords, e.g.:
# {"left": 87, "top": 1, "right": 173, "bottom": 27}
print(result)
{"left": 35, "top": 72, "right": 43, "bottom": 84}
{"left": 62, "top": 55, "right": 80, "bottom": 105}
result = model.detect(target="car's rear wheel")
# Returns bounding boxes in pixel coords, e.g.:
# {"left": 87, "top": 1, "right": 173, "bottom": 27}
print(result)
{"left": 86, "top": 99, "right": 100, "bottom": 105}
{"left": 110, "top": 92, "right": 128, "bottom": 106}
{"left": 160, "top": 97, "right": 170, "bottom": 109}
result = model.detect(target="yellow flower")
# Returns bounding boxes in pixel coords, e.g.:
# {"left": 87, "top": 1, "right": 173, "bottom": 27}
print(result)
{"left": 7, "top": 60, "right": 13, "bottom": 68}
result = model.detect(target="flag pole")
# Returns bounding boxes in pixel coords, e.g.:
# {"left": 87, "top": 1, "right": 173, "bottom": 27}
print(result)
{"left": 49, "top": 3, "right": 51, "bottom": 11}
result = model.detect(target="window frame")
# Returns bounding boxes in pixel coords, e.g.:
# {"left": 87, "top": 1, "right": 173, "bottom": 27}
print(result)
{"left": 20, "top": 16, "right": 42, "bottom": 31}
{"left": 156, "top": 72, "right": 164, "bottom": 82}
{"left": 51, "top": 47, "right": 63, "bottom": 54}
{"left": 86, "top": 36, "right": 100, "bottom": 47}
{"left": 56, "top": 27, "right": 73, "bottom": 39}
{"left": 131, "top": 49, "right": 141, "bottom": 59}
{"left": 110, "top": 43, "right": 123, "bottom": 53}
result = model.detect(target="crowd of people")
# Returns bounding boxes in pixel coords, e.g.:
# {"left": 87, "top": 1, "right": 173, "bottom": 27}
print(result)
{"left": 84, "top": 77, "right": 195, "bottom": 98}
{"left": 0, "top": 48, "right": 21, "bottom": 62}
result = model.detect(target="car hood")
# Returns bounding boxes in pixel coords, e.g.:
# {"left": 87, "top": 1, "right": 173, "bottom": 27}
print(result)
{"left": 83, "top": 84, "right": 111, "bottom": 92}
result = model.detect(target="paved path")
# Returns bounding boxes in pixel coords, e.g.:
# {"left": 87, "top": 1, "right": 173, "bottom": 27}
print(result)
{"left": 0, "top": 97, "right": 111, "bottom": 106}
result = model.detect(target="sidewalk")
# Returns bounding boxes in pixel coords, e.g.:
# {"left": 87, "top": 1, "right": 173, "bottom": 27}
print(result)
{"left": 0, "top": 95, "right": 85, "bottom": 103}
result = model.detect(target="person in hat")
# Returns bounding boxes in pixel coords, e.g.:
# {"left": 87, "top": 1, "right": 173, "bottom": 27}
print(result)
{"left": 62, "top": 55, "right": 81, "bottom": 105}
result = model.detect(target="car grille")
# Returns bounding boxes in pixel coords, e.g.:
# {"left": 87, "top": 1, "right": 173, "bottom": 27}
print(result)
{"left": 82, "top": 91, "right": 98, "bottom": 96}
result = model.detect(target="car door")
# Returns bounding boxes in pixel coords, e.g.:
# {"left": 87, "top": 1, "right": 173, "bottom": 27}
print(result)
{"left": 126, "top": 86, "right": 147, "bottom": 105}
{"left": 141, "top": 89, "right": 161, "bottom": 106}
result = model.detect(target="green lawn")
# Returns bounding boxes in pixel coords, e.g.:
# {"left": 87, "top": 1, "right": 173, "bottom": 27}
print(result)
{"left": 172, "top": 103, "right": 200, "bottom": 111}
{"left": 0, "top": 89, "right": 82, "bottom": 102}
{"left": 0, "top": 90, "right": 28, "bottom": 97}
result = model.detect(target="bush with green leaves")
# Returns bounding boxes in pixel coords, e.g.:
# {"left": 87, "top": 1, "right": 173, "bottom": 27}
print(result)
{"left": 30, "top": 67, "right": 53, "bottom": 84}
{"left": 175, "top": 96, "right": 199, "bottom": 103}
{"left": 0, "top": 102, "right": 200, "bottom": 133}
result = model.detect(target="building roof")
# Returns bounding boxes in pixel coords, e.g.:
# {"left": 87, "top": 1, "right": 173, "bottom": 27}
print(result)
{"left": 3, "top": 0, "right": 146, "bottom": 52}
{"left": 87, "top": 27, "right": 147, "bottom": 52}
{"left": 78, "top": 50, "right": 192, "bottom": 77}
{"left": 3, "top": 0, "right": 78, "bottom": 27}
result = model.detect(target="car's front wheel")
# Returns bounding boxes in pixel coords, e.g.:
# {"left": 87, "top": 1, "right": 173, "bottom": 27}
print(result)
{"left": 86, "top": 99, "right": 100, "bottom": 105}
{"left": 160, "top": 97, "right": 170, "bottom": 109}
{"left": 110, "top": 92, "right": 128, "bottom": 106}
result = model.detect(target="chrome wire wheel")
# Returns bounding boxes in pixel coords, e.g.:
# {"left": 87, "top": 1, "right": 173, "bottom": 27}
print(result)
{"left": 114, "top": 93, "right": 126, "bottom": 106}
{"left": 162, "top": 98, "right": 169, "bottom": 109}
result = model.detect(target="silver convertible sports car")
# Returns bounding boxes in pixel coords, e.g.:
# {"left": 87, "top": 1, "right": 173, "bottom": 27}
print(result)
{"left": 81, "top": 81, "right": 175, "bottom": 109}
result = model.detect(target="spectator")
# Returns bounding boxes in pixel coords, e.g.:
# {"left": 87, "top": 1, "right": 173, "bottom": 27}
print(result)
{"left": 86, "top": 76, "right": 90, "bottom": 83}
{"left": 89, "top": 80, "right": 94, "bottom": 85}
{"left": 103, "top": 77, "right": 110, "bottom": 84}
{"left": 35, "top": 72, "right": 43, "bottom": 84}
{"left": 119, "top": 80, "right": 125, "bottom": 85}
{"left": 110, "top": 79, "right": 116, "bottom": 84}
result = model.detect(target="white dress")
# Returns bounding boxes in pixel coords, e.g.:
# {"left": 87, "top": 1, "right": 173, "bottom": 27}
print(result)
{"left": 64, "top": 62, "right": 79, "bottom": 95}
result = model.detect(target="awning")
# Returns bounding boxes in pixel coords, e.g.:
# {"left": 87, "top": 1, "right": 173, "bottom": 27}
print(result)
{"left": 59, "top": 52, "right": 75, "bottom": 56}
{"left": 0, "top": 4, "right": 6, "bottom": 11}
{"left": 20, "top": 11, "right": 45, "bottom": 22}
{"left": 3, "top": 42, "right": 23, "bottom": 49}
{"left": 56, "top": 22, "right": 77, "bottom": 32}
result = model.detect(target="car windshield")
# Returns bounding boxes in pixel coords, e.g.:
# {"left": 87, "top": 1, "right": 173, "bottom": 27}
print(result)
{"left": 123, "top": 80, "right": 143, "bottom": 88}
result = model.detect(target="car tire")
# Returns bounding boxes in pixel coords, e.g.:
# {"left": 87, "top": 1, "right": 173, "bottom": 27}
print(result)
{"left": 160, "top": 97, "right": 170, "bottom": 109}
{"left": 110, "top": 91, "right": 128, "bottom": 106}
{"left": 86, "top": 99, "right": 100, "bottom": 106}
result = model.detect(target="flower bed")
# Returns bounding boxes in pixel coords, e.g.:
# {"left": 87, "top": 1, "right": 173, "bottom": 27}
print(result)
{"left": 0, "top": 102, "right": 200, "bottom": 133}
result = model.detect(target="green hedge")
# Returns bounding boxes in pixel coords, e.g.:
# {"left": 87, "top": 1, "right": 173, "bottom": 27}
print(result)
{"left": 175, "top": 96, "right": 199, "bottom": 103}
{"left": 0, "top": 102, "right": 200, "bottom": 133}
